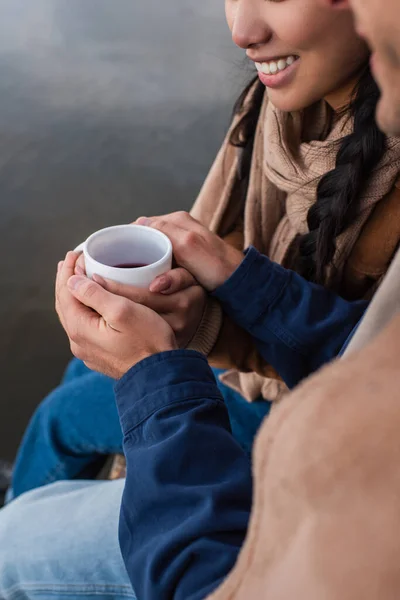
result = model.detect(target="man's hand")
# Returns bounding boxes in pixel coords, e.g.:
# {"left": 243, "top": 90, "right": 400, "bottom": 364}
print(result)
{"left": 136, "top": 212, "right": 244, "bottom": 291}
{"left": 89, "top": 272, "right": 207, "bottom": 349}
{"left": 56, "top": 252, "right": 178, "bottom": 379}
{"left": 75, "top": 255, "right": 207, "bottom": 348}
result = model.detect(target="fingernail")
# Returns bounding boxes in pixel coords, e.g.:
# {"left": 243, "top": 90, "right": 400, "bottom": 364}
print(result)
{"left": 137, "top": 217, "right": 152, "bottom": 226}
{"left": 57, "top": 261, "right": 64, "bottom": 272}
{"left": 93, "top": 274, "right": 106, "bottom": 286}
{"left": 68, "top": 276, "right": 86, "bottom": 290}
{"left": 75, "top": 265, "right": 85, "bottom": 276}
{"left": 150, "top": 275, "right": 168, "bottom": 292}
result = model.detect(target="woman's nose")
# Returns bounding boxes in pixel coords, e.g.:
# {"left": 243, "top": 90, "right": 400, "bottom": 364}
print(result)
{"left": 230, "top": 0, "right": 272, "bottom": 50}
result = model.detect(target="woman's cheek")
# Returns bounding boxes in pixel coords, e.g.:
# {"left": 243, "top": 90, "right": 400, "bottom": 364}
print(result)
{"left": 267, "top": 0, "right": 336, "bottom": 52}
{"left": 272, "top": 13, "right": 327, "bottom": 52}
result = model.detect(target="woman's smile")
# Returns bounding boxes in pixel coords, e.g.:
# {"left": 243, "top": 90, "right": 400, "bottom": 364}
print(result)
{"left": 255, "top": 55, "right": 300, "bottom": 89}
{"left": 226, "top": 0, "right": 369, "bottom": 112}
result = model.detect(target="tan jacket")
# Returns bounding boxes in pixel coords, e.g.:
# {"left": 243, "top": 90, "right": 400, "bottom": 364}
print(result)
{"left": 207, "top": 298, "right": 400, "bottom": 599}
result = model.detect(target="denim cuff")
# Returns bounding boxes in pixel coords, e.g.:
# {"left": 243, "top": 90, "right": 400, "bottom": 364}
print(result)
{"left": 212, "top": 246, "right": 290, "bottom": 332}
{"left": 115, "top": 350, "right": 223, "bottom": 436}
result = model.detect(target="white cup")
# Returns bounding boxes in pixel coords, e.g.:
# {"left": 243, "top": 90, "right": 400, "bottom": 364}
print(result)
{"left": 74, "top": 224, "right": 173, "bottom": 288}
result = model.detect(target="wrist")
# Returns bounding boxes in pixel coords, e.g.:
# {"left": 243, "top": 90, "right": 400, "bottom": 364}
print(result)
{"left": 119, "top": 338, "right": 178, "bottom": 379}
{"left": 137, "top": 342, "right": 178, "bottom": 365}
{"left": 213, "top": 248, "right": 244, "bottom": 291}
{"left": 136, "top": 337, "right": 179, "bottom": 364}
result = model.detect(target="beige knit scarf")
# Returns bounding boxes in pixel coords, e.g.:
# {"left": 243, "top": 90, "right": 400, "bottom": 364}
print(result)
{"left": 192, "top": 93, "right": 400, "bottom": 401}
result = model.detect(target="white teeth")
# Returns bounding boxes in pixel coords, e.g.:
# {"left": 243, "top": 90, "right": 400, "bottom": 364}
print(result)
{"left": 256, "top": 55, "right": 297, "bottom": 77}
{"left": 277, "top": 59, "right": 287, "bottom": 71}
{"left": 269, "top": 61, "right": 278, "bottom": 74}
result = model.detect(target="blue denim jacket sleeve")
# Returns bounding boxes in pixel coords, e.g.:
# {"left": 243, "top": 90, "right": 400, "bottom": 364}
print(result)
{"left": 213, "top": 247, "right": 368, "bottom": 388}
{"left": 115, "top": 350, "right": 252, "bottom": 600}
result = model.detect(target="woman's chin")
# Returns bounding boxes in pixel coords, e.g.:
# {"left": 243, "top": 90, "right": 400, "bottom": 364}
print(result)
{"left": 266, "top": 89, "right": 311, "bottom": 113}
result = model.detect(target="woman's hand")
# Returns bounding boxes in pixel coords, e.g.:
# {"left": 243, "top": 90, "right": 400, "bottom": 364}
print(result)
{"left": 136, "top": 212, "right": 244, "bottom": 291}
{"left": 56, "top": 252, "right": 178, "bottom": 379}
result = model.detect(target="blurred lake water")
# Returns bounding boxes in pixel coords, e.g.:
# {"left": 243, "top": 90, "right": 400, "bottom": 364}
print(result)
{"left": 0, "top": 0, "right": 250, "bottom": 459}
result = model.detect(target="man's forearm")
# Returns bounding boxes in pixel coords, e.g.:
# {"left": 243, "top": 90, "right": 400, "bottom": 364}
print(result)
{"left": 115, "top": 350, "right": 252, "bottom": 600}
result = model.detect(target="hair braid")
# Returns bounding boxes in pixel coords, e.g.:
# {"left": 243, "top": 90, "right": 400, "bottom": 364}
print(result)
{"left": 297, "top": 67, "right": 387, "bottom": 283}
{"left": 229, "top": 67, "right": 386, "bottom": 285}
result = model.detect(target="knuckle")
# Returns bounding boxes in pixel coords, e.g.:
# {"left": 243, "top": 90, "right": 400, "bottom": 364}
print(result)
{"left": 174, "top": 321, "right": 185, "bottom": 334}
{"left": 65, "top": 251, "right": 76, "bottom": 263}
{"left": 184, "top": 270, "right": 197, "bottom": 287}
{"left": 111, "top": 299, "right": 131, "bottom": 323}
{"left": 177, "top": 295, "right": 190, "bottom": 312}
{"left": 188, "top": 286, "right": 206, "bottom": 309}
{"left": 174, "top": 210, "right": 189, "bottom": 221}
{"left": 80, "top": 281, "right": 98, "bottom": 301}
{"left": 156, "top": 219, "right": 167, "bottom": 230}
{"left": 172, "top": 269, "right": 184, "bottom": 289}
{"left": 70, "top": 341, "right": 84, "bottom": 360}
{"left": 76, "top": 257, "right": 86, "bottom": 274}
{"left": 130, "top": 291, "right": 146, "bottom": 305}
{"left": 183, "top": 230, "right": 198, "bottom": 248}
{"left": 68, "top": 331, "right": 80, "bottom": 345}
{"left": 167, "top": 314, "right": 183, "bottom": 333}
{"left": 68, "top": 324, "right": 82, "bottom": 344}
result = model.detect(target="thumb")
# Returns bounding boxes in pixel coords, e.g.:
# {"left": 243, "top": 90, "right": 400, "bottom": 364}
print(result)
{"left": 68, "top": 276, "right": 120, "bottom": 321}
{"left": 92, "top": 274, "right": 137, "bottom": 299}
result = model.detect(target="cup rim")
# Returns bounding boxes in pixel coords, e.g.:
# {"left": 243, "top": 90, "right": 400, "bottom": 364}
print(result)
{"left": 84, "top": 224, "right": 172, "bottom": 272}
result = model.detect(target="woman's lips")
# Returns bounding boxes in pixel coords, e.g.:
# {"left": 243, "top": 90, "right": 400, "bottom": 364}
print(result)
{"left": 256, "top": 57, "right": 300, "bottom": 89}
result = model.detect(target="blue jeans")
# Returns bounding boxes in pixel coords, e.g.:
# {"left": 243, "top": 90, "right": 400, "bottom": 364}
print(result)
{"left": 12, "top": 360, "right": 271, "bottom": 497}
{"left": 0, "top": 479, "right": 135, "bottom": 600}
{"left": 12, "top": 360, "right": 122, "bottom": 498}
{"left": 1, "top": 361, "right": 271, "bottom": 599}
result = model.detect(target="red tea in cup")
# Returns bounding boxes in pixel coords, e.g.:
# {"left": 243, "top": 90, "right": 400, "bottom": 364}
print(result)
{"left": 113, "top": 263, "right": 148, "bottom": 268}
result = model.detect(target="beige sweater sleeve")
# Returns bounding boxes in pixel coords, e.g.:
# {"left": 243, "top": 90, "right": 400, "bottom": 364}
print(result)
{"left": 187, "top": 299, "right": 279, "bottom": 380}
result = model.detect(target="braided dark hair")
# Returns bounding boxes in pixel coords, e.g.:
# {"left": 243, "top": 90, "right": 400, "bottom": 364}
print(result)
{"left": 229, "top": 67, "right": 387, "bottom": 285}
{"left": 298, "top": 67, "right": 386, "bottom": 283}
